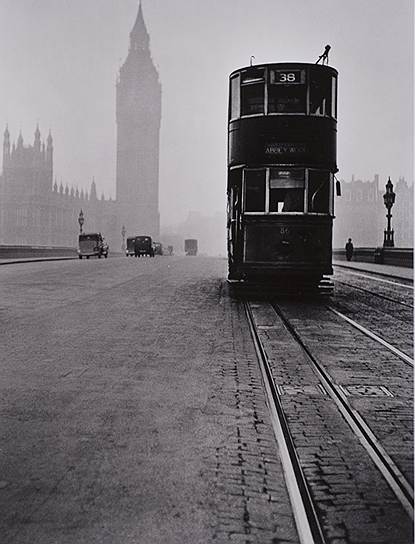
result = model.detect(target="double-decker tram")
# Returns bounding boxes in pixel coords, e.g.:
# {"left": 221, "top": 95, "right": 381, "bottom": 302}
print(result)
{"left": 227, "top": 61, "right": 338, "bottom": 287}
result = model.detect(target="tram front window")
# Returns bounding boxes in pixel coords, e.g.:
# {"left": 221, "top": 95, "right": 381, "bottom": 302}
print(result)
{"left": 240, "top": 68, "right": 265, "bottom": 116}
{"left": 310, "top": 73, "right": 333, "bottom": 116}
{"left": 241, "top": 84, "right": 264, "bottom": 115}
{"left": 269, "top": 169, "right": 304, "bottom": 212}
{"left": 308, "top": 171, "right": 330, "bottom": 213}
{"left": 268, "top": 69, "right": 306, "bottom": 114}
{"left": 244, "top": 170, "right": 266, "bottom": 212}
{"left": 268, "top": 85, "right": 306, "bottom": 113}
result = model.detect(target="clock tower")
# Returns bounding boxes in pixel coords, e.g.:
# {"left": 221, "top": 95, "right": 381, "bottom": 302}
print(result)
{"left": 116, "top": 3, "right": 161, "bottom": 237}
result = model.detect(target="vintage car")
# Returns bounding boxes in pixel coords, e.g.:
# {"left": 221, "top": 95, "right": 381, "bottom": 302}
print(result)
{"left": 78, "top": 232, "right": 108, "bottom": 259}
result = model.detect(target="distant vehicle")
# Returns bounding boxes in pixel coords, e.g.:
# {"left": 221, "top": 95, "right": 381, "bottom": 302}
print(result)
{"left": 78, "top": 232, "right": 108, "bottom": 259}
{"left": 134, "top": 235, "right": 154, "bottom": 257}
{"left": 153, "top": 241, "right": 163, "bottom": 255}
{"left": 185, "top": 239, "right": 198, "bottom": 256}
{"left": 126, "top": 236, "right": 136, "bottom": 257}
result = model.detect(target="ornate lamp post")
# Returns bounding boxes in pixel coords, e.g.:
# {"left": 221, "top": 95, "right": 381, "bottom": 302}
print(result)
{"left": 78, "top": 209, "right": 84, "bottom": 234}
{"left": 383, "top": 177, "right": 395, "bottom": 248}
{"left": 121, "top": 225, "right": 126, "bottom": 252}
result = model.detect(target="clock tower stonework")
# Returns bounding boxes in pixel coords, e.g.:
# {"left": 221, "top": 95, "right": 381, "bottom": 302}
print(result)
{"left": 116, "top": 3, "right": 161, "bottom": 237}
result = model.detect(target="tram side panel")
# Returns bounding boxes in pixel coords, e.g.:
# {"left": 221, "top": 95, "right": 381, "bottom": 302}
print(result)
{"left": 228, "top": 116, "right": 337, "bottom": 171}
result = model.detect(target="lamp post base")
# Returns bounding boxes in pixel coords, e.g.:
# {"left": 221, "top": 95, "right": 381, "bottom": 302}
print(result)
{"left": 383, "top": 230, "right": 394, "bottom": 248}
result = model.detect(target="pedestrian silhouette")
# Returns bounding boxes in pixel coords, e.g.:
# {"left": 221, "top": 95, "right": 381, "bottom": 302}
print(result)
{"left": 345, "top": 238, "right": 354, "bottom": 261}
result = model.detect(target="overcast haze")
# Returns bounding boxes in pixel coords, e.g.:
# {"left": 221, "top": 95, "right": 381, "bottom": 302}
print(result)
{"left": 0, "top": 0, "right": 413, "bottom": 227}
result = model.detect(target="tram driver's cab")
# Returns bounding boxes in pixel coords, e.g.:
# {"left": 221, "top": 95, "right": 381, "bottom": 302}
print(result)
{"left": 242, "top": 167, "right": 333, "bottom": 216}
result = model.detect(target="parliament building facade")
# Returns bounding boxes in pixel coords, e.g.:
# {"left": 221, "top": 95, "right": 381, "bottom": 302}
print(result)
{"left": 333, "top": 174, "right": 413, "bottom": 248}
{"left": 0, "top": 3, "right": 160, "bottom": 250}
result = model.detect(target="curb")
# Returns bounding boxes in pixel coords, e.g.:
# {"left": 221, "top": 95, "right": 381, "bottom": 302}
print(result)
{"left": 333, "top": 262, "right": 413, "bottom": 282}
{"left": 0, "top": 257, "right": 77, "bottom": 266}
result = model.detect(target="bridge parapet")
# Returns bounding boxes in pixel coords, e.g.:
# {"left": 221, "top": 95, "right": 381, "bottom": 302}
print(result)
{"left": 0, "top": 245, "right": 76, "bottom": 259}
{"left": 333, "top": 247, "right": 413, "bottom": 268}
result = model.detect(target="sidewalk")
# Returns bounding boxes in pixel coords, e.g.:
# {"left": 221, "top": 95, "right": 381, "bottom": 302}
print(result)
{"left": 333, "top": 259, "right": 413, "bottom": 281}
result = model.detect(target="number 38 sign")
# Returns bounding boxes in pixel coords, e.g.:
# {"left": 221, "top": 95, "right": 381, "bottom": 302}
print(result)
{"left": 271, "top": 69, "right": 303, "bottom": 85}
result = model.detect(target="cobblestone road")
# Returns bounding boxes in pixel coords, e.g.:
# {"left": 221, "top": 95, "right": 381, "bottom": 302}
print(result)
{"left": 0, "top": 257, "right": 412, "bottom": 543}
{"left": 0, "top": 257, "right": 298, "bottom": 544}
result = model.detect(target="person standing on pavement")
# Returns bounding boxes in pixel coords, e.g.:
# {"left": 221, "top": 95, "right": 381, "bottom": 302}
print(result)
{"left": 345, "top": 238, "right": 354, "bottom": 261}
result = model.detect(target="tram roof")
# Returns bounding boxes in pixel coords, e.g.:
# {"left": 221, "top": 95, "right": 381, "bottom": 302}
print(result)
{"left": 229, "top": 62, "right": 338, "bottom": 78}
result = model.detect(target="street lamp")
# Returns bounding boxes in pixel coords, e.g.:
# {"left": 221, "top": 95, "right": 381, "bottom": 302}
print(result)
{"left": 78, "top": 209, "right": 84, "bottom": 234}
{"left": 383, "top": 177, "right": 395, "bottom": 248}
{"left": 121, "top": 225, "right": 126, "bottom": 251}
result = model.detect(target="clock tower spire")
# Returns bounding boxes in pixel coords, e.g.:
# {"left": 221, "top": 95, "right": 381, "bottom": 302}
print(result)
{"left": 116, "top": 2, "right": 161, "bottom": 237}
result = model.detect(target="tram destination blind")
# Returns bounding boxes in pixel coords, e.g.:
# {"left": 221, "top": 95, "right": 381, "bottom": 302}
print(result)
{"left": 270, "top": 69, "right": 303, "bottom": 85}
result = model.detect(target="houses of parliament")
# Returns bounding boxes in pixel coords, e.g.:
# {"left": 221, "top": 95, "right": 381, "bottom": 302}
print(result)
{"left": 0, "top": 3, "right": 161, "bottom": 250}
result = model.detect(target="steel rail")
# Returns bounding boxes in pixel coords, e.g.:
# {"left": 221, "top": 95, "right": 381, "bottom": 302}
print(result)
{"left": 244, "top": 302, "right": 326, "bottom": 544}
{"left": 335, "top": 279, "right": 413, "bottom": 309}
{"left": 328, "top": 306, "right": 413, "bottom": 367}
{"left": 273, "top": 303, "right": 414, "bottom": 519}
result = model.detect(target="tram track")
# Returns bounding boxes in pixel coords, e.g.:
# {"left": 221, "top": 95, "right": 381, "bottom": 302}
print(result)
{"left": 245, "top": 302, "right": 326, "bottom": 544}
{"left": 327, "top": 306, "right": 413, "bottom": 367}
{"left": 331, "top": 271, "right": 413, "bottom": 357}
{"left": 245, "top": 300, "right": 414, "bottom": 543}
{"left": 333, "top": 267, "right": 414, "bottom": 290}
{"left": 335, "top": 279, "right": 414, "bottom": 309}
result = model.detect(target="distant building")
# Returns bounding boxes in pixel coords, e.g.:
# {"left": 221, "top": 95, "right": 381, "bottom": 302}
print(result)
{"left": 334, "top": 174, "right": 413, "bottom": 248}
{"left": 116, "top": 3, "right": 161, "bottom": 238}
{"left": 393, "top": 177, "right": 414, "bottom": 247}
{"left": 0, "top": 126, "right": 117, "bottom": 247}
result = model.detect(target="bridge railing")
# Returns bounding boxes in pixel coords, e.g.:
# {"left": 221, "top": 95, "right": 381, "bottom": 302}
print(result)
{"left": 0, "top": 245, "right": 77, "bottom": 259}
{"left": 332, "top": 247, "right": 413, "bottom": 268}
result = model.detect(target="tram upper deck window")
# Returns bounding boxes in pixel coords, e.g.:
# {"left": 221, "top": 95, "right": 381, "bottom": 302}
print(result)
{"left": 269, "top": 168, "right": 305, "bottom": 212}
{"left": 310, "top": 73, "right": 335, "bottom": 117}
{"left": 308, "top": 171, "right": 330, "bottom": 213}
{"left": 244, "top": 169, "right": 266, "bottom": 212}
{"left": 240, "top": 68, "right": 265, "bottom": 116}
{"left": 230, "top": 75, "right": 240, "bottom": 119}
{"left": 268, "top": 69, "right": 306, "bottom": 114}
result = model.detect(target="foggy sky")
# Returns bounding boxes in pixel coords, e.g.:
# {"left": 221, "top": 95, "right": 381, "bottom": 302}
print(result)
{"left": 0, "top": 0, "right": 413, "bottom": 226}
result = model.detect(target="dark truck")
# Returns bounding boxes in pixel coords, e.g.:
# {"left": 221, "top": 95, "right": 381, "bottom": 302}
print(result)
{"left": 134, "top": 236, "right": 154, "bottom": 257}
{"left": 184, "top": 239, "right": 198, "bottom": 256}
{"left": 126, "top": 236, "right": 136, "bottom": 257}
